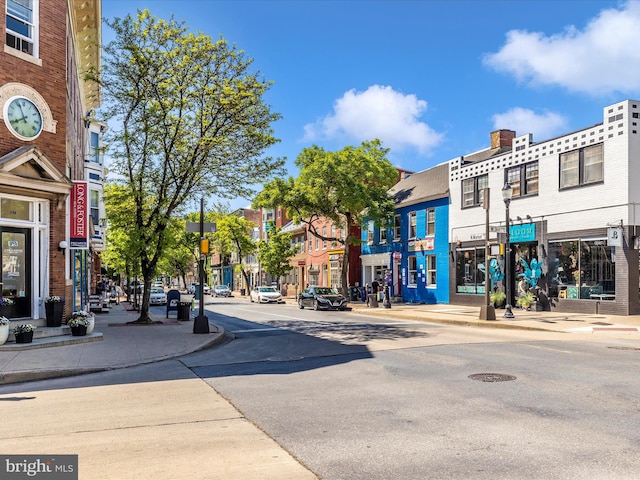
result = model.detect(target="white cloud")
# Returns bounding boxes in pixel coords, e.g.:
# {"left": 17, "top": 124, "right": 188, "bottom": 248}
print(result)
{"left": 302, "top": 85, "right": 443, "bottom": 155}
{"left": 492, "top": 107, "right": 568, "bottom": 142}
{"left": 484, "top": 0, "right": 640, "bottom": 95}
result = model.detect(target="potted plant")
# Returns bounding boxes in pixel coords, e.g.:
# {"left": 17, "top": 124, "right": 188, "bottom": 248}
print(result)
{"left": 0, "top": 316, "right": 10, "bottom": 345}
{"left": 516, "top": 290, "right": 536, "bottom": 310}
{"left": 44, "top": 296, "right": 65, "bottom": 327}
{"left": 490, "top": 290, "right": 506, "bottom": 308}
{"left": 13, "top": 323, "right": 36, "bottom": 343}
{"left": 0, "top": 296, "right": 16, "bottom": 318}
{"left": 68, "top": 311, "right": 93, "bottom": 336}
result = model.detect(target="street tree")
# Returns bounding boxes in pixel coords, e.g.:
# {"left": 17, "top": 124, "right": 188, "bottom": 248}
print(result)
{"left": 257, "top": 228, "right": 296, "bottom": 286}
{"left": 90, "top": 10, "right": 283, "bottom": 322}
{"left": 253, "top": 140, "right": 398, "bottom": 296}
{"left": 212, "top": 214, "right": 257, "bottom": 295}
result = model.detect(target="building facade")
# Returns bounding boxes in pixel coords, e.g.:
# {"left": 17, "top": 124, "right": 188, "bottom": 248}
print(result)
{"left": 0, "top": 0, "right": 102, "bottom": 323}
{"left": 450, "top": 101, "right": 640, "bottom": 315}
{"left": 362, "top": 163, "right": 450, "bottom": 303}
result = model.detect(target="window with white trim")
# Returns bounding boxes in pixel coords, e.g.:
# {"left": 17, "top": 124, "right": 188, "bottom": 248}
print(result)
{"left": 393, "top": 214, "right": 401, "bottom": 240}
{"left": 379, "top": 223, "right": 387, "bottom": 243}
{"left": 408, "top": 211, "right": 417, "bottom": 239}
{"left": 426, "top": 255, "right": 436, "bottom": 286}
{"left": 322, "top": 226, "right": 327, "bottom": 249}
{"left": 367, "top": 220, "right": 374, "bottom": 245}
{"left": 426, "top": 208, "right": 435, "bottom": 236}
{"left": 6, "top": 0, "right": 36, "bottom": 56}
{"left": 506, "top": 161, "right": 538, "bottom": 198}
{"left": 408, "top": 255, "right": 417, "bottom": 287}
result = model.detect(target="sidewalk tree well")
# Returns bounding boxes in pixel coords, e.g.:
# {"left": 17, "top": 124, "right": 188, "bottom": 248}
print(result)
{"left": 88, "top": 10, "right": 283, "bottom": 322}
{"left": 257, "top": 228, "right": 296, "bottom": 285}
{"left": 253, "top": 140, "right": 398, "bottom": 297}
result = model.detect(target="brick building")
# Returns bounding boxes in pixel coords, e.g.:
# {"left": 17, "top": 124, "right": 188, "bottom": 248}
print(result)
{"left": 0, "top": 0, "right": 101, "bottom": 323}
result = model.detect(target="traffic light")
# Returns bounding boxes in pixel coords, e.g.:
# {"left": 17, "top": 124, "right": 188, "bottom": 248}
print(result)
{"left": 200, "top": 239, "right": 209, "bottom": 255}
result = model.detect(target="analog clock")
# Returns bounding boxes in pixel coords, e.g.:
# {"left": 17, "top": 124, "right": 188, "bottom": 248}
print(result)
{"left": 5, "top": 96, "right": 43, "bottom": 139}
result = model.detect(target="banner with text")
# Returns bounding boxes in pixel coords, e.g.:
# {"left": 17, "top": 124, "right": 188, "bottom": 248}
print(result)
{"left": 70, "top": 181, "right": 88, "bottom": 249}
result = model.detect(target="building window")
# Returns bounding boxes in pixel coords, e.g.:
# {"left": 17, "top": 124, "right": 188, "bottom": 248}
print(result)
{"left": 455, "top": 248, "right": 486, "bottom": 294}
{"left": 322, "top": 226, "right": 327, "bottom": 249}
{"left": 367, "top": 220, "right": 374, "bottom": 245}
{"left": 90, "top": 190, "right": 100, "bottom": 226}
{"left": 380, "top": 223, "right": 387, "bottom": 244}
{"left": 462, "top": 174, "right": 488, "bottom": 208}
{"left": 506, "top": 161, "right": 538, "bottom": 198}
{"left": 308, "top": 235, "right": 312, "bottom": 251}
{"left": 315, "top": 236, "right": 319, "bottom": 250}
{"left": 408, "top": 256, "right": 417, "bottom": 287}
{"left": 426, "top": 255, "right": 436, "bottom": 286}
{"left": 560, "top": 143, "right": 603, "bottom": 189}
{"left": 393, "top": 214, "right": 401, "bottom": 240}
{"left": 408, "top": 211, "right": 417, "bottom": 239}
{"left": 426, "top": 208, "right": 435, "bottom": 236}
{"left": 6, "top": 0, "right": 36, "bottom": 56}
{"left": 90, "top": 131, "right": 100, "bottom": 163}
{"left": 547, "top": 239, "right": 614, "bottom": 299}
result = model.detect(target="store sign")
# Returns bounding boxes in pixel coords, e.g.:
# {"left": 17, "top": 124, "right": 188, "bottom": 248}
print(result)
{"left": 392, "top": 251, "right": 402, "bottom": 261}
{"left": 510, "top": 223, "right": 535, "bottom": 243}
{"left": 408, "top": 238, "right": 434, "bottom": 252}
{"left": 70, "top": 181, "right": 88, "bottom": 249}
{"left": 608, "top": 227, "right": 623, "bottom": 247}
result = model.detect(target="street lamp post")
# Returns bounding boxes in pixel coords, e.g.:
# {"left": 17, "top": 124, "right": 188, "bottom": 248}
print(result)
{"left": 502, "top": 182, "right": 514, "bottom": 319}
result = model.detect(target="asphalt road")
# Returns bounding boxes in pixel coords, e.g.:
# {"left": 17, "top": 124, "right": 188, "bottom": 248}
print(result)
{"left": 183, "top": 297, "right": 640, "bottom": 480}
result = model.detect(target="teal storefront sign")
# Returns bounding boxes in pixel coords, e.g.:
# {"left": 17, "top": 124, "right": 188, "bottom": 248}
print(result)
{"left": 510, "top": 223, "right": 535, "bottom": 242}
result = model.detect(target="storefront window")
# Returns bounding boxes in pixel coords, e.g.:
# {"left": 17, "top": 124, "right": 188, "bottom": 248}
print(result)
{"left": 547, "top": 239, "right": 614, "bottom": 299}
{"left": 408, "top": 256, "right": 417, "bottom": 286}
{"left": 456, "top": 247, "right": 486, "bottom": 294}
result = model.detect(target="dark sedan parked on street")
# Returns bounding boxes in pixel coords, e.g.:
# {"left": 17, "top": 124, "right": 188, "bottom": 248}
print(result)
{"left": 298, "top": 286, "right": 348, "bottom": 311}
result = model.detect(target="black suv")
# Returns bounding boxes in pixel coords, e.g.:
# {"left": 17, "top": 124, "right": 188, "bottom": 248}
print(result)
{"left": 298, "top": 286, "right": 348, "bottom": 311}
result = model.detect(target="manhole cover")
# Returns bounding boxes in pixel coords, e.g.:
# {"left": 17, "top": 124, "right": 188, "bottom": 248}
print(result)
{"left": 607, "top": 346, "right": 640, "bottom": 351}
{"left": 266, "top": 355, "right": 304, "bottom": 362}
{"left": 468, "top": 373, "right": 517, "bottom": 382}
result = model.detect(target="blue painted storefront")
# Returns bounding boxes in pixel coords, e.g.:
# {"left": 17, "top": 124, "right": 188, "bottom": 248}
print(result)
{"left": 361, "top": 197, "right": 449, "bottom": 304}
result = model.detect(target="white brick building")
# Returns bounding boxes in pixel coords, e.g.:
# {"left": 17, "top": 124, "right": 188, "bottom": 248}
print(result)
{"left": 449, "top": 99, "right": 640, "bottom": 315}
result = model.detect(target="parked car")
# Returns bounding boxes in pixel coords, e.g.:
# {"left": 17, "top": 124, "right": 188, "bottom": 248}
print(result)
{"left": 188, "top": 283, "right": 210, "bottom": 295}
{"left": 250, "top": 286, "right": 283, "bottom": 303}
{"left": 213, "top": 285, "right": 231, "bottom": 297}
{"left": 149, "top": 286, "right": 167, "bottom": 305}
{"left": 128, "top": 280, "right": 144, "bottom": 294}
{"left": 298, "top": 286, "right": 348, "bottom": 311}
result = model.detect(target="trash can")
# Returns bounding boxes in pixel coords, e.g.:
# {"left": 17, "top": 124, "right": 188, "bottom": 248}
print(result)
{"left": 367, "top": 293, "right": 379, "bottom": 308}
{"left": 240, "top": 288, "right": 246, "bottom": 296}
{"left": 349, "top": 286, "right": 359, "bottom": 301}
{"left": 178, "top": 301, "right": 191, "bottom": 321}
{"left": 194, "top": 288, "right": 200, "bottom": 300}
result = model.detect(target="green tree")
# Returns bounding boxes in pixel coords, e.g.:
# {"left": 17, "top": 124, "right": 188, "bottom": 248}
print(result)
{"left": 91, "top": 10, "right": 283, "bottom": 322}
{"left": 257, "top": 228, "right": 296, "bottom": 284}
{"left": 212, "top": 214, "right": 257, "bottom": 295}
{"left": 254, "top": 140, "right": 398, "bottom": 296}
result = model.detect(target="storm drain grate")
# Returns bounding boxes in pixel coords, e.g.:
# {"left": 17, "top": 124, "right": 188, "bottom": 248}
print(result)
{"left": 468, "top": 373, "right": 517, "bottom": 382}
{"left": 266, "top": 355, "right": 304, "bottom": 362}
{"left": 607, "top": 346, "right": 640, "bottom": 351}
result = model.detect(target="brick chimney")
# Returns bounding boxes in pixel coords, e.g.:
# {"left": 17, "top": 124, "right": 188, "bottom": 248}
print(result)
{"left": 490, "top": 129, "right": 516, "bottom": 149}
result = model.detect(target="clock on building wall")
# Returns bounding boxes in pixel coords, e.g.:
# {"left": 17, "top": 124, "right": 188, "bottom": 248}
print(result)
{"left": 4, "top": 96, "right": 43, "bottom": 139}
{"left": 0, "top": 83, "right": 56, "bottom": 140}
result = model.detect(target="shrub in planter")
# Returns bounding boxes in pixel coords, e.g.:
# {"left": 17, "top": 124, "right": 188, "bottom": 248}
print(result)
{"left": 13, "top": 323, "right": 36, "bottom": 343}
{"left": 490, "top": 290, "right": 506, "bottom": 308}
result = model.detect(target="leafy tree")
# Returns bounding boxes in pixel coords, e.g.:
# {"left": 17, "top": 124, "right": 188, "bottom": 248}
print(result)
{"left": 90, "top": 10, "right": 283, "bottom": 322}
{"left": 257, "top": 228, "right": 296, "bottom": 284}
{"left": 254, "top": 140, "right": 397, "bottom": 296}
{"left": 212, "top": 214, "right": 257, "bottom": 295}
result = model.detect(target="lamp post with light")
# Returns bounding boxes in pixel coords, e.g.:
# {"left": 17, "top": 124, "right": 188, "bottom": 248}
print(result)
{"left": 502, "top": 182, "right": 515, "bottom": 319}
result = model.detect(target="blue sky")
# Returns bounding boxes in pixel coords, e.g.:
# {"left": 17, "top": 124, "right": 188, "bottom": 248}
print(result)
{"left": 102, "top": 0, "right": 640, "bottom": 209}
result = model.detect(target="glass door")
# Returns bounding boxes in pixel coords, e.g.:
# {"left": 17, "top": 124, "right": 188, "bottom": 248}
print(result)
{"left": 1, "top": 227, "right": 31, "bottom": 318}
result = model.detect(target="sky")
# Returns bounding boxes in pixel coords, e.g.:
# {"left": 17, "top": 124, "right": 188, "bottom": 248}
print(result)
{"left": 101, "top": 0, "right": 640, "bottom": 210}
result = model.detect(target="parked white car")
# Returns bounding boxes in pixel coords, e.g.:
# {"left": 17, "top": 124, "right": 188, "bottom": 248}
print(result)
{"left": 213, "top": 285, "right": 231, "bottom": 297}
{"left": 149, "top": 286, "right": 167, "bottom": 305}
{"left": 188, "top": 283, "right": 210, "bottom": 295}
{"left": 250, "top": 286, "right": 283, "bottom": 304}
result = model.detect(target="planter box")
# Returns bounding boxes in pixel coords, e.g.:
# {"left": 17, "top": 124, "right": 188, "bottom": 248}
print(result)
{"left": 15, "top": 331, "right": 34, "bottom": 343}
{"left": 45, "top": 301, "right": 64, "bottom": 327}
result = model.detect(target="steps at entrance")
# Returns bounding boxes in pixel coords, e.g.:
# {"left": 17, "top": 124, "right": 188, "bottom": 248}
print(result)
{"left": 1, "top": 325, "right": 103, "bottom": 351}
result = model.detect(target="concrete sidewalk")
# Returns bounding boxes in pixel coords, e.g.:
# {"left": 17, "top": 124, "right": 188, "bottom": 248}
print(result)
{"left": 0, "top": 301, "right": 225, "bottom": 385}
